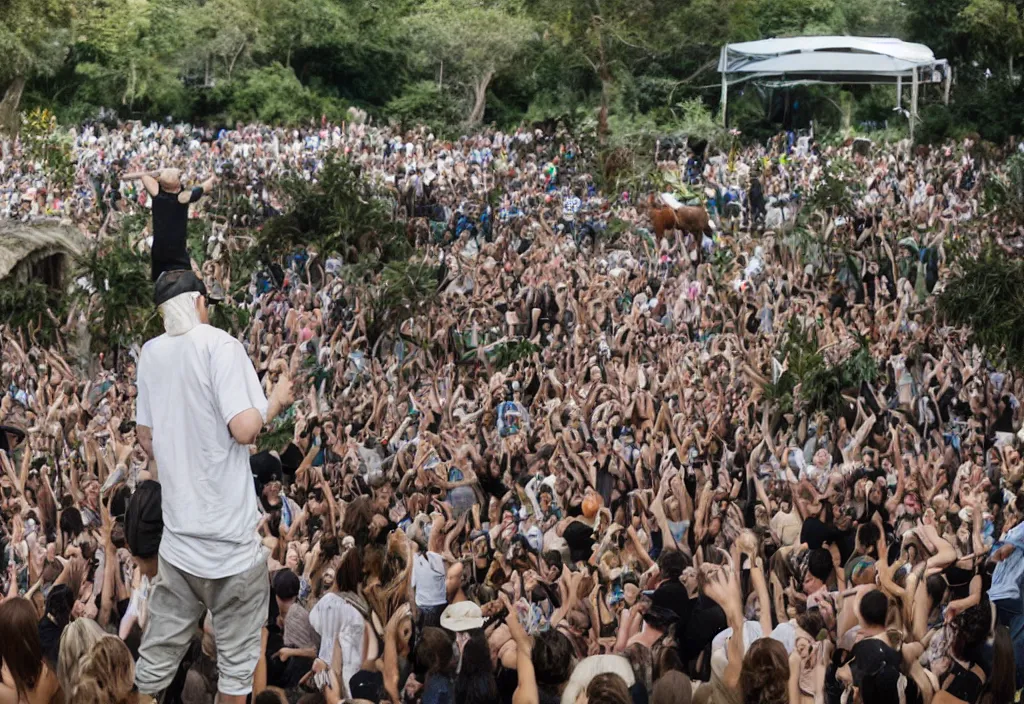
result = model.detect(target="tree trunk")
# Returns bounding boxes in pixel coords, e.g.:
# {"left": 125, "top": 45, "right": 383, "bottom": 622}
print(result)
{"left": 468, "top": 70, "right": 493, "bottom": 126}
{"left": 0, "top": 76, "right": 27, "bottom": 138}
{"left": 593, "top": 15, "right": 611, "bottom": 146}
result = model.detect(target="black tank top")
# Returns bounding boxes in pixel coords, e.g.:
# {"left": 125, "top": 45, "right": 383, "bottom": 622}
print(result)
{"left": 151, "top": 187, "right": 204, "bottom": 281}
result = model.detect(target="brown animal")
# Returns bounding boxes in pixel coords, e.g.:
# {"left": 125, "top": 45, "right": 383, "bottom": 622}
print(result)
{"left": 647, "top": 195, "right": 712, "bottom": 239}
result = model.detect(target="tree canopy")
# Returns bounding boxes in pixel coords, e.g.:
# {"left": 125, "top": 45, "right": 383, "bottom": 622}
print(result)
{"left": 2, "top": 0, "right": 1023, "bottom": 143}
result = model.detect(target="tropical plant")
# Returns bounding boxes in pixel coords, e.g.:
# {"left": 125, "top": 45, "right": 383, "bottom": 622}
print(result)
{"left": 806, "top": 157, "right": 858, "bottom": 217}
{"left": 364, "top": 259, "right": 439, "bottom": 347}
{"left": 981, "top": 152, "right": 1024, "bottom": 224}
{"left": 938, "top": 244, "right": 1024, "bottom": 370}
{"left": 0, "top": 280, "right": 66, "bottom": 346}
{"left": 72, "top": 231, "right": 162, "bottom": 360}
{"left": 257, "top": 154, "right": 406, "bottom": 264}
{"left": 763, "top": 318, "right": 878, "bottom": 417}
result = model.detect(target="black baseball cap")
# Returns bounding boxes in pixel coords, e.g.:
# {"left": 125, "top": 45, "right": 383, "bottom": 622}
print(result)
{"left": 153, "top": 269, "right": 219, "bottom": 306}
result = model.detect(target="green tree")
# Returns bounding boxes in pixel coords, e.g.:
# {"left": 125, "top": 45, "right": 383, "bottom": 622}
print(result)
{"left": 259, "top": 0, "right": 348, "bottom": 69}
{"left": 404, "top": 1, "right": 534, "bottom": 125}
{"left": 74, "top": 0, "right": 189, "bottom": 114}
{"left": 961, "top": 0, "right": 1024, "bottom": 76}
{"left": 0, "top": 0, "right": 77, "bottom": 134}
{"left": 179, "top": 0, "right": 261, "bottom": 86}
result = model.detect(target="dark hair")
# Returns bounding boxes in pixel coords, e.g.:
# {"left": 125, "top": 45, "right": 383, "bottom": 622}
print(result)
{"left": 585, "top": 673, "right": 632, "bottom": 704}
{"left": 296, "top": 694, "right": 327, "bottom": 704}
{"left": 532, "top": 629, "right": 575, "bottom": 688}
{"left": 654, "top": 646, "right": 684, "bottom": 681}
{"left": 254, "top": 691, "right": 287, "bottom": 704}
{"left": 336, "top": 547, "right": 363, "bottom": 593}
{"left": 925, "top": 574, "right": 948, "bottom": 607}
{"left": 273, "top": 569, "right": 301, "bottom": 601}
{"left": 60, "top": 507, "right": 84, "bottom": 539}
{"left": 541, "top": 550, "right": 563, "bottom": 574}
{"left": 739, "top": 638, "right": 790, "bottom": 704}
{"left": 796, "top": 608, "right": 826, "bottom": 639}
{"left": 951, "top": 602, "right": 991, "bottom": 659}
{"left": 984, "top": 625, "right": 1015, "bottom": 704}
{"left": 859, "top": 589, "right": 889, "bottom": 628}
{"left": 45, "top": 584, "right": 74, "bottom": 628}
{"left": 455, "top": 629, "right": 497, "bottom": 704}
{"left": 341, "top": 495, "right": 375, "bottom": 546}
{"left": 0, "top": 597, "right": 44, "bottom": 701}
{"left": 415, "top": 627, "right": 454, "bottom": 680}
{"left": 857, "top": 523, "right": 881, "bottom": 553}
{"left": 658, "top": 549, "right": 686, "bottom": 581}
{"left": 806, "top": 549, "right": 833, "bottom": 582}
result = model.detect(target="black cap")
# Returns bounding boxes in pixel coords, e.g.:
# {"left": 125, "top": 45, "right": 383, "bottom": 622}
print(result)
{"left": 125, "top": 480, "right": 163, "bottom": 558}
{"left": 273, "top": 569, "right": 300, "bottom": 600}
{"left": 849, "top": 640, "right": 900, "bottom": 695}
{"left": 250, "top": 451, "right": 283, "bottom": 485}
{"left": 153, "top": 269, "right": 210, "bottom": 307}
{"left": 348, "top": 670, "right": 384, "bottom": 701}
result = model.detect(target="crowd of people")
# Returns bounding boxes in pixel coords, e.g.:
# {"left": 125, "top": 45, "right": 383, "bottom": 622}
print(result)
{"left": 1, "top": 110, "right": 1021, "bottom": 704}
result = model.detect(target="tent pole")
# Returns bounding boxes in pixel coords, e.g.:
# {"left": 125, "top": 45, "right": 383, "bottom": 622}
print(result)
{"left": 910, "top": 68, "right": 919, "bottom": 141}
{"left": 720, "top": 46, "right": 729, "bottom": 127}
{"left": 944, "top": 66, "right": 952, "bottom": 105}
{"left": 896, "top": 76, "right": 902, "bottom": 108}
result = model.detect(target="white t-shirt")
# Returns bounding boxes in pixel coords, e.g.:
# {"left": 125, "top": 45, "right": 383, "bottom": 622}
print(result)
{"left": 136, "top": 324, "right": 268, "bottom": 579}
{"left": 412, "top": 551, "right": 446, "bottom": 607}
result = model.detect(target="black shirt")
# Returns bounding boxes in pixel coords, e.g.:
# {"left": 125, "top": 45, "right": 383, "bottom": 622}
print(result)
{"left": 151, "top": 187, "right": 204, "bottom": 281}
{"left": 651, "top": 579, "right": 693, "bottom": 629}
{"left": 677, "top": 595, "right": 727, "bottom": 668}
{"left": 562, "top": 520, "right": 596, "bottom": 563}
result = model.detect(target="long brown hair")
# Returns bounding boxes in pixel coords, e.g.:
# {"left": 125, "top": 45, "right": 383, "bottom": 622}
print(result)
{"left": 739, "top": 638, "right": 790, "bottom": 704}
{"left": 0, "top": 597, "right": 44, "bottom": 701}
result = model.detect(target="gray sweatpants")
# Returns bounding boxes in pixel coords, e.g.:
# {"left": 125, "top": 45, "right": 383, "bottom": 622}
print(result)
{"left": 135, "top": 555, "right": 270, "bottom": 697}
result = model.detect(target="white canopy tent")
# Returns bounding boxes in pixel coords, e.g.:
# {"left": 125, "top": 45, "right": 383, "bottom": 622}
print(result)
{"left": 718, "top": 37, "right": 950, "bottom": 138}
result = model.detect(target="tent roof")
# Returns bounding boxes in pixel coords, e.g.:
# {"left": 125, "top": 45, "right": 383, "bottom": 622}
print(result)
{"left": 719, "top": 36, "right": 947, "bottom": 86}
{"left": 0, "top": 222, "right": 85, "bottom": 281}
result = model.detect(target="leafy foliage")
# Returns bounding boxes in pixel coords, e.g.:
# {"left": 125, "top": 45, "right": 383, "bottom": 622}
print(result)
{"left": 364, "top": 259, "right": 439, "bottom": 346}
{"left": 257, "top": 155, "right": 406, "bottom": 264}
{"left": 72, "top": 229, "right": 162, "bottom": 356}
{"left": 806, "top": 158, "right": 858, "bottom": 217}
{"left": 981, "top": 153, "right": 1024, "bottom": 224}
{"left": 0, "top": 280, "right": 66, "bottom": 346}
{"left": 0, "top": 0, "right": 1013, "bottom": 143}
{"left": 764, "top": 319, "right": 878, "bottom": 417}
{"left": 19, "top": 108, "right": 74, "bottom": 188}
{"left": 223, "top": 64, "right": 346, "bottom": 125}
{"left": 938, "top": 245, "right": 1024, "bottom": 370}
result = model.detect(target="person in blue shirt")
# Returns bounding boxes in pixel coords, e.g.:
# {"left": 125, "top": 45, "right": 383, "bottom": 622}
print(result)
{"left": 989, "top": 521, "right": 1024, "bottom": 687}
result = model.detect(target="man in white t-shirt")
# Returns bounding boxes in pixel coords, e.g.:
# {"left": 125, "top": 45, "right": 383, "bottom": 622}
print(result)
{"left": 134, "top": 270, "right": 295, "bottom": 704}
{"left": 411, "top": 513, "right": 448, "bottom": 629}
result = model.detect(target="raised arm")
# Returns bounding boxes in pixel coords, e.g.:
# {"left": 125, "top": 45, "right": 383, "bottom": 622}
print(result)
{"left": 122, "top": 170, "right": 161, "bottom": 197}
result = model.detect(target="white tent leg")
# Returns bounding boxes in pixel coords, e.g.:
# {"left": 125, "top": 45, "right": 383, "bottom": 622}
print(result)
{"left": 896, "top": 76, "right": 902, "bottom": 108}
{"left": 944, "top": 66, "right": 952, "bottom": 105}
{"left": 720, "top": 46, "right": 729, "bottom": 127}
{"left": 910, "top": 69, "right": 919, "bottom": 141}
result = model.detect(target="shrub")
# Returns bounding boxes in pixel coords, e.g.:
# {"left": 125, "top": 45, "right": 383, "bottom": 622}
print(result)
{"left": 226, "top": 64, "right": 345, "bottom": 125}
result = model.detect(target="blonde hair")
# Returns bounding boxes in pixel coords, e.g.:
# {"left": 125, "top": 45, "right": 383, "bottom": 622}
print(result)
{"left": 71, "top": 636, "right": 136, "bottom": 704}
{"left": 57, "top": 618, "right": 105, "bottom": 696}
